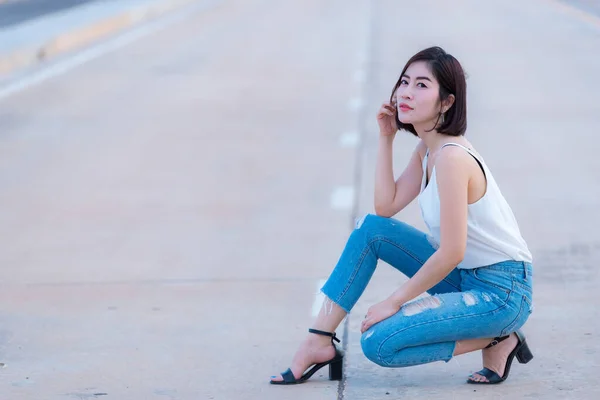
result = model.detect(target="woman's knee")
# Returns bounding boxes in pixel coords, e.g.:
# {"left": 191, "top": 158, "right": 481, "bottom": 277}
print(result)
{"left": 361, "top": 330, "right": 438, "bottom": 368}
{"left": 351, "top": 213, "right": 389, "bottom": 248}
{"left": 354, "top": 213, "right": 387, "bottom": 231}
{"left": 360, "top": 329, "right": 388, "bottom": 366}
{"left": 360, "top": 315, "right": 426, "bottom": 368}
{"left": 360, "top": 327, "right": 407, "bottom": 367}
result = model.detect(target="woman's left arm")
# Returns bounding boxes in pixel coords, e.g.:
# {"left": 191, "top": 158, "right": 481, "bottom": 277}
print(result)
{"left": 361, "top": 147, "right": 470, "bottom": 333}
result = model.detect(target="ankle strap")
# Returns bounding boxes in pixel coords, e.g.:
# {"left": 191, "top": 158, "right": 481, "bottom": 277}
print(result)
{"left": 308, "top": 328, "right": 340, "bottom": 343}
{"left": 485, "top": 335, "right": 510, "bottom": 349}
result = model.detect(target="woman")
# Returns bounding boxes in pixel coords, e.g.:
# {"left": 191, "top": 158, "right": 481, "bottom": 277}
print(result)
{"left": 270, "top": 46, "right": 533, "bottom": 386}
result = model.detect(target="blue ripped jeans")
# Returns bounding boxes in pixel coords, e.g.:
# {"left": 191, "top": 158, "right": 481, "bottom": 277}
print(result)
{"left": 320, "top": 214, "right": 533, "bottom": 368}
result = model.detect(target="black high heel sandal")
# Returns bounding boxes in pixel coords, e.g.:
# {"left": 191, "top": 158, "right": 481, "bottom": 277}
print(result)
{"left": 467, "top": 330, "right": 534, "bottom": 385}
{"left": 270, "top": 328, "right": 344, "bottom": 385}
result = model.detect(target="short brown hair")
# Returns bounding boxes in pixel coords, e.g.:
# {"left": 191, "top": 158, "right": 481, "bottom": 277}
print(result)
{"left": 390, "top": 46, "right": 467, "bottom": 137}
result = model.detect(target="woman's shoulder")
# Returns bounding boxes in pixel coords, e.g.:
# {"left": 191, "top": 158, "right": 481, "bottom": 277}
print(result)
{"left": 436, "top": 145, "right": 474, "bottom": 171}
{"left": 439, "top": 141, "right": 485, "bottom": 163}
{"left": 415, "top": 140, "right": 428, "bottom": 160}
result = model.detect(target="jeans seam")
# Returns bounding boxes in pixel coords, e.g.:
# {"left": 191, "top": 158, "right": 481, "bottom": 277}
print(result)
{"left": 336, "top": 235, "right": 462, "bottom": 306}
{"left": 501, "top": 295, "right": 527, "bottom": 336}
{"left": 334, "top": 238, "right": 374, "bottom": 304}
{"left": 336, "top": 234, "right": 427, "bottom": 304}
{"left": 472, "top": 270, "right": 512, "bottom": 294}
{"left": 334, "top": 227, "right": 462, "bottom": 311}
{"left": 380, "top": 352, "right": 449, "bottom": 367}
{"left": 441, "top": 277, "right": 462, "bottom": 292}
{"left": 513, "top": 279, "right": 532, "bottom": 293}
{"left": 398, "top": 357, "right": 440, "bottom": 367}
{"left": 377, "top": 237, "right": 461, "bottom": 291}
{"left": 376, "top": 302, "right": 509, "bottom": 363}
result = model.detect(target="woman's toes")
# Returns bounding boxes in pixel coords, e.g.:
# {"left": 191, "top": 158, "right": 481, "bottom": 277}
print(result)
{"left": 469, "top": 373, "right": 486, "bottom": 382}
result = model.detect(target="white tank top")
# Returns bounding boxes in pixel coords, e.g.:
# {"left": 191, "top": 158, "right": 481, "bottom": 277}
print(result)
{"left": 418, "top": 143, "right": 533, "bottom": 269}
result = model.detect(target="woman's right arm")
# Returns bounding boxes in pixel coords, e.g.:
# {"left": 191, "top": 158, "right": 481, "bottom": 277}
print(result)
{"left": 374, "top": 139, "right": 425, "bottom": 217}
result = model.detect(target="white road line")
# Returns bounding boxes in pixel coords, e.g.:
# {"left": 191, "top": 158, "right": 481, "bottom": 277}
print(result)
{"left": 311, "top": 279, "right": 327, "bottom": 317}
{"left": 339, "top": 131, "right": 359, "bottom": 148}
{"left": 330, "top": 186, "right": 354, "bottom": 211}
{"left": 0, "top": 1, "right": 216, "bottom": 101}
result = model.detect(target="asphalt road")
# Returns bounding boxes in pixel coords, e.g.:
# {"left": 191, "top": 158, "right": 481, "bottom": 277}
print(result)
{"left": 0, "top": 0, "right": 599, "bottom": 399}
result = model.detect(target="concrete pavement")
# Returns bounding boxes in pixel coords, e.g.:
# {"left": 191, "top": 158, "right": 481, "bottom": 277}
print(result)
{"left": 0, "top": 0, "right": 364, "bottom": 398}
{"left": 0, "top": 0, "right": 599, "bottom": 399}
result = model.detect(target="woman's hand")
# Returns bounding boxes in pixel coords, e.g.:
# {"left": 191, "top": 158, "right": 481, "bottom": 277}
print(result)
{"left": 377, "top": 100, "right": 398, "bottom": 137}
{"left": 361, "top": 298, "right": 402, "bottom": 333}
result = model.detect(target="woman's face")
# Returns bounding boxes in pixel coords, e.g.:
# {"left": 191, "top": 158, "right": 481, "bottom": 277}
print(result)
{"left": 394, "top": 61, "right": 443, "bottom": 127}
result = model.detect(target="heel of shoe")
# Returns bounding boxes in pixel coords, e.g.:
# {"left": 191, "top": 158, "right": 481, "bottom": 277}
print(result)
{"left": 329, "top": 358, "right": 343, "bottom": 381}
{"left": 516, "top": 341, "right": 534, "bottom": 364}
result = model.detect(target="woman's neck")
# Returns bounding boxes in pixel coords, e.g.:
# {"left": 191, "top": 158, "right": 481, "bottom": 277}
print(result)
{"left": 416, "top": 129, "right": 447, "bottom": 153}
{"left": 414, "top": 123, "right": 465, "bottom": 154}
